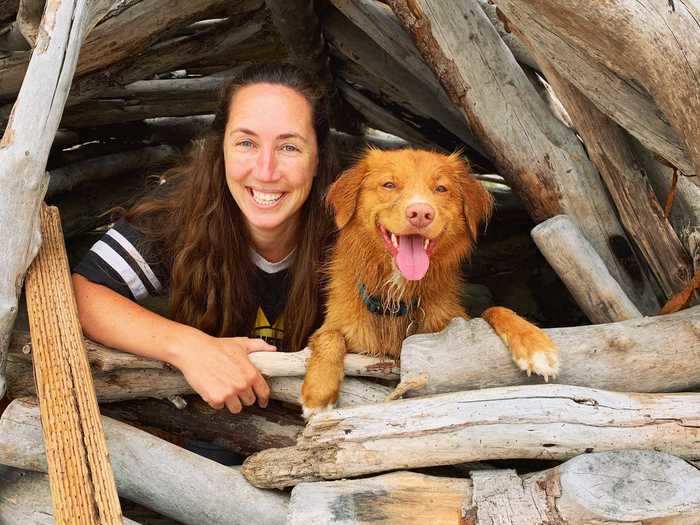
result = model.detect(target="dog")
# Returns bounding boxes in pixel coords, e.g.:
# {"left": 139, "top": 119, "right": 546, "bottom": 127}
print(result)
{"left": 301, "top": 148, "right": 559, "bottom": 417}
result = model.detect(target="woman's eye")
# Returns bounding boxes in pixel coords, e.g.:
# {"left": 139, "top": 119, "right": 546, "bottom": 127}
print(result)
{"left": 282, "top": 144, "right": 300, "bottom": 153}
{"left": 435, "top": 185, "right": 448, "bottom": 193}
{"left": 382, "top": 181, "right": 396, "bottom": 189}
{"left": 237, "top": 139, "right": 255, "bottom": 149}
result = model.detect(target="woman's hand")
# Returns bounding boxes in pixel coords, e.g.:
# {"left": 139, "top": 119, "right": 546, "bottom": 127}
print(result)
{"left": 169, "top": 332, "right": 276, "bottom": 413}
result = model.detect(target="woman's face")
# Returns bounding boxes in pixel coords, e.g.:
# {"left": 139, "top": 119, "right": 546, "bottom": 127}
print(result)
{"left": 223, "top": 83, "right": 318, "bottom": 238}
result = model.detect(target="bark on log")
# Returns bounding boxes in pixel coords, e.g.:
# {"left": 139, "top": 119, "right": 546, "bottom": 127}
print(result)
{"left": 533, "top": 56, "right": 694, "bottom": 301}
{"left": 0, "top": 398, "right": 289, "bottom": 525}
{"left": 47, "top": 145, "right": 177, "bottom": 197}
{"left": 531, "top": 215, "right": 642, "bottom": 323}
{"left": 494, "top": 0, "right": 700, "bottom": 183}
{"left": 241, "top": 384, "right": 700, "bottom": 488}
{"left": 386, "top": 0, "right": 660, "bottom": 314}
{"left": 492, "top": 1, "right": 694, "bottom": 176}
{"left": 16, "top": 0, "right": 43, "bottom": 47}
{"left": 0, "top": 466, "right": 142, "bottom": 525}
{"left": 101, "top": 397, "right": 303, "bottom": 457}
{"left": 25, "top": 206, "right": 122, "bottom": 524}
{"left": 290, "top": 451, "right": 700, "bottom": 524}
{"left": 0, "top": 0, "right": 111, "bottom": 397}
{"left": 400, "top": 308, "right": 700, "bottom": 396}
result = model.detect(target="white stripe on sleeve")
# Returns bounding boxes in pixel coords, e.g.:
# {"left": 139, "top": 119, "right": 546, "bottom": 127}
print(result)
{"left": 90, "top": 240, "right": 149, "bottom": 300}
{"left": 106, "top": 228, "right": 163, "bottom": 292}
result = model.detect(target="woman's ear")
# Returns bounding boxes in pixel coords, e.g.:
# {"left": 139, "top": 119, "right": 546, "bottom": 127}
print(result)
{"left": 457, "top": 159, "right": 494, "bottom": 242}
{"left": 326, "top": 157, "right": 368, "bottom": 229}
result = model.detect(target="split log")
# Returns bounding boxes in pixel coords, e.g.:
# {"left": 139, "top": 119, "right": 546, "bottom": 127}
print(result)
{"left": 101, "top": 397, "right": 303, "bottom": 457}
{"left": 288, "top": 450, "right": 700, "bottom": 524}
{"left": 492, "top": 1, "right": 694, "bottom": 176}
{"left": 7, "top": 333, "right": 395, "bottom": 406}
{"left": 0, "top": 398, "right": 289, "bottom": 525}
{"left": 387, "top": 0, "right": 660, "bottom": 314}
{"left": 531, "top": 215, "right": 642, "bottom": 323}
{"left": 0, "top": 0, "right": 111, "bottom": 397}
{"left": 400, "top": 308, "right": 700, "bottom": 396}
{"left": 0, "top": 466, "right": 142, "bottom": 525}
{"left": 241, "top": 384, "right": 700, "bottom": 488}
{"left": 47, "top": 145, "right": 177, "bottom": 197}
{"left": 25, "top": 206, "right": 122, "bottom": 523}
{"left": 16, "top": 0, "right": 43, "bottom": 47}
{"left": 532, "top": 56, "right": 694, "bottom": 301}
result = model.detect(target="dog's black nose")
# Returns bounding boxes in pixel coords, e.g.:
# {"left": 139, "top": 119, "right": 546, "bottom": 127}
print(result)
{"left": 406, "top": 203, "right": 434, "bottom": 229}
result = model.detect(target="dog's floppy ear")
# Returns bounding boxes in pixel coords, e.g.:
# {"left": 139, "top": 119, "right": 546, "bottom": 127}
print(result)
{"left": 326, "top": 157, "right": 368, "bottom": 229}
{"left": 456, "top": 157, "right": 494, "bottom": 242}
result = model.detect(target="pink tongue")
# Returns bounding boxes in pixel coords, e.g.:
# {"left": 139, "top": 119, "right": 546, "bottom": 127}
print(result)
{"left": 395, "top": 235, "right": 429, "bottom": 281}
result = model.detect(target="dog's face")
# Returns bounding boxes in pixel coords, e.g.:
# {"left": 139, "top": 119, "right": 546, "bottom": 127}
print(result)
{"left": 327, "top": 148, "right": 493, "bottom": 281}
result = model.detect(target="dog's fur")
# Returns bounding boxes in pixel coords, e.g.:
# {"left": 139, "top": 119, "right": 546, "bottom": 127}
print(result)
{"left": 301, "top": 149, "right": 559, "bottom": 416}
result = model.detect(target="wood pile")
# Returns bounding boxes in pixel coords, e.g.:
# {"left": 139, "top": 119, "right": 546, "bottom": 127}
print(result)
{"left": 1, "top": 0, "right": 699, "bottom": 523}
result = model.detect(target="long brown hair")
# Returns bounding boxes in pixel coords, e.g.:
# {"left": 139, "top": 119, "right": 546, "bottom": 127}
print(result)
{"left": 124, "top": 63, "right": 337, "bottom": 351}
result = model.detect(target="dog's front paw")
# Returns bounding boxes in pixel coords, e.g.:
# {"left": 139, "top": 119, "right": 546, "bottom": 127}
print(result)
{"left": 507, "top": 325, "right": 560, "bottom": 382}
{"left": 300, "top": 377, "right": 340, "bottom": 420}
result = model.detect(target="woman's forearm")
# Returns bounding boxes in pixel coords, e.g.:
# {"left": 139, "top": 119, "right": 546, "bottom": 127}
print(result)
{"left": 72, "top": 273, "right": 202, "bottom": 368}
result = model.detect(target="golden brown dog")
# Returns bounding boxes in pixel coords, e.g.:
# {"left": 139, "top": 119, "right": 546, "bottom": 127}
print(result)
{"left": 301, "top": 148, "right": 559, "bottom": 416}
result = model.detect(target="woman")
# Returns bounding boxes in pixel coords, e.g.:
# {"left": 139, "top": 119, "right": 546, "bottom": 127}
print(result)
{"left": 72, "top": 63, "right": 337, "bottom": 415}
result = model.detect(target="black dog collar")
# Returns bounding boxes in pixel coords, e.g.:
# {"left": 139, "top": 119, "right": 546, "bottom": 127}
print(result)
{"left": 358, "top": 283, "right": 418, "bottom": 317}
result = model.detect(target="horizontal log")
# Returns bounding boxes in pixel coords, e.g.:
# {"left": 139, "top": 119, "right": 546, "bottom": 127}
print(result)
{"left": 0, "top": 466, "right": 141, "bottom": 525}
{"left": 241, "top": 384, "right": 700, "bottom": 488}
{"left": 0, "top": 398, "right": 289, "bottom": 525}
{"left": 400, "top": 307, "right": 700, "bottom": 396}
{"left": 7, "top": 332, "right": 395, "bottom": 406}
{"left": 289, "top": 450, "right": 700, "bottom": 524}
{"left": 531, "top": 215, "right": 642, "bottom": 323}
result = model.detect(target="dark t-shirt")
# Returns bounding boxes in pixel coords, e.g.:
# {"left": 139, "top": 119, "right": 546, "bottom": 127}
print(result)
{"left": 74, "top": 218, "right": 292, "bottom": 349}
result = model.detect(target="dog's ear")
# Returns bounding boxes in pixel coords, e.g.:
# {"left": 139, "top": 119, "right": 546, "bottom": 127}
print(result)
{"left": 457, "top": 159, "right": 494, "bottom": 242}
{"left": 326, "top": 157, "right": 368, "bottom": 229}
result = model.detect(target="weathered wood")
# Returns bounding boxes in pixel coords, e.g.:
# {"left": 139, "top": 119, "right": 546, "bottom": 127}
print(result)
{"left": 386, "top": 0, "right": 659, "bottom": 314}
{"left": 25, "top": 206, "right": 122, "bottom": 524}
{"left": 0, "top": 466, "right": 142, "bottom": 525}
{"left": 0, "top": 0, "right": 19, "bottom": 22}
{"left": 16, "top": 0, "right": 43, "bottom": 47}
{"left": 47, "top": 145, "right": 177, "bottom": 197}
{"left": 534, "top": 56, "right": 694, "bottom": 301}
{"left": 101, "top": 397, "right": 303, "bottom": 457}
{"left": 0, "top": 398, "right": 289, "bottom": 525}
{"left": 531, "top": 215, "right": 642, "bottom": 323}
{"left": 0, "top": 0, "right": 109, "bottom": 396}
{"left": 492, "top": 1, "right": 694, "bottom": 176}
{"left": 241, "top": 384, "right": 700, "bottom": 488}
{"left": 400, "top": 309, "right": 700, "bottom": 396}
{"left": 288, "top": 450, "right": 700, "bottom": 524}
{"left": 494, "top": 0, "right": 700, "bottom": 183}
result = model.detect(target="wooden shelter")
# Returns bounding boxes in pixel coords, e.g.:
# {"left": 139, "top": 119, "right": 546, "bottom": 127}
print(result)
{"left": 1, "top": 0, "right": 699, "bottom": 523}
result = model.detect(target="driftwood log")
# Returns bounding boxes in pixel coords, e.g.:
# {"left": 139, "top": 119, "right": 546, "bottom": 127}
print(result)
{"left": 531, "top": 215, "right": 642, "bottom": 323}
{"left": 400, "top": 307, "right": 700, "bottom": 395}
{"left": 241, "top": 384, "right": 700, "bottom": 488}
{"left": 0, "top": 0, "right": 110, "bottom": 397}
{"left": 288, "top": 450, "right": 700, "bottom": 525}
{"left": 0, "top": 466, "right": 141, "bottom": 525}
{"left": 0, "top": 398, "right": 289, "bottom": 525}
{"left": 387, "top": 0, "right": 659, "bottom": 314}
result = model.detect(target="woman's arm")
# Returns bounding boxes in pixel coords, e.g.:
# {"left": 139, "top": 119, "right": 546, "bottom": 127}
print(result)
{"left": 72, "top": 273, "right": 275, "bottom": 413}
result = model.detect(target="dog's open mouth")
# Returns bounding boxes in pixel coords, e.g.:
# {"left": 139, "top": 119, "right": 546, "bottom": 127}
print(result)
{"left": 379, "top": 225, "right": 436, "bottom": 281}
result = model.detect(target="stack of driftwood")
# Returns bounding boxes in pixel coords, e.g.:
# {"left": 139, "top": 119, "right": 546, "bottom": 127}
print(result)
{"left": 1, "top": 0, "right": 700, "bottom": 523}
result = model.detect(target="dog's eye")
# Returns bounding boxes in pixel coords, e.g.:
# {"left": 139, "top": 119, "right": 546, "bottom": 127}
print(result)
{"left": 435, "top": 185, "right": 448, "bottom": 193}
{"left": 382, "top": 181, "right": 396, "bottom": 189}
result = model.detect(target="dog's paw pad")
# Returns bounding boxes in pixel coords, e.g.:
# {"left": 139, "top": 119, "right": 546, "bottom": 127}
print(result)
{"left": 302, "top": 402, "right": 335, "bottom": 420}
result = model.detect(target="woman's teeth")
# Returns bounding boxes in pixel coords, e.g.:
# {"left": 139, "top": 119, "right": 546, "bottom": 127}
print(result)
{"left": 251, "top": 189, "right": 283, "bottom": 206}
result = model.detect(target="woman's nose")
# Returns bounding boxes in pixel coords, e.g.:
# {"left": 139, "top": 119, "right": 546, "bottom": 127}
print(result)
{"left": 254, "top": 147, "right": 280, "bottom": 181}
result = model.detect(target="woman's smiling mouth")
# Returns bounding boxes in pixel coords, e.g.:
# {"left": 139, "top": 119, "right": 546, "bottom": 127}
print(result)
{"left": 248, "top": 187, "right": 286, "bottom": 207}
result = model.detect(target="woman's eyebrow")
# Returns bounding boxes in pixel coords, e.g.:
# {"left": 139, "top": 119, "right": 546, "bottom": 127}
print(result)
{"left": 229, "top": 129, "right": 307, "bottom": 143}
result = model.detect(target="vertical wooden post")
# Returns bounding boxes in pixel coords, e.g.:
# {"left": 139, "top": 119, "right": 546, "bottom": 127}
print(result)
{"left": 25, "top": 205, "right": 122, "bottom": 524}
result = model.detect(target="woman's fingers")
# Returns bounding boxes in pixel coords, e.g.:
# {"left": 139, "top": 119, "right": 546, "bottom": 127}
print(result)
{"left": 238, "top": 387, "right": 256, "bottom": 407}
{"left": 242, "top": 338, "right": 277, "bottom": 353}
{"left": 225, "top": 395, "right": 243, "bottom": 414}
{"left": 252, "top": 373, "right": 270, "bottom": 408}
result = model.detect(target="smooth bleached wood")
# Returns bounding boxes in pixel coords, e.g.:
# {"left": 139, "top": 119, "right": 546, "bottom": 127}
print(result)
{"left": 386, "top": 0, "right": 659, "bottom": 314}
{"left": 25, "top": 206, "right": 122, "bottom": 524}
{"left": 400, "top": 309, "right": 700, "bottom": 396}
{"left": 241, "top": 384, "right": 700, "bottom": 488}
{"left": 0, "top": 398, "right": 289, "bottom": 525}
{"left": 531, "top": 215, "right": 642, "bottom": 323}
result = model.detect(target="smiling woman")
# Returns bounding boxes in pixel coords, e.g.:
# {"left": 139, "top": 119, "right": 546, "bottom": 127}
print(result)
{"left": 70, "top": 63, "right": 338, "bottom": 416}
